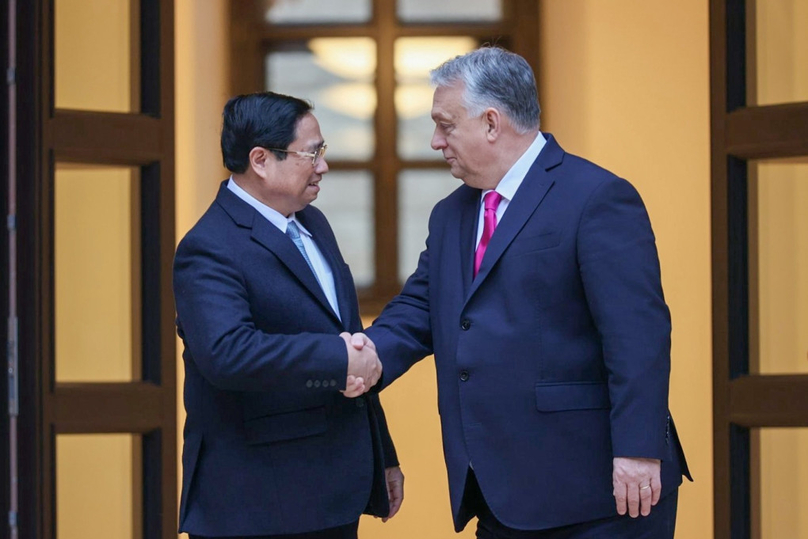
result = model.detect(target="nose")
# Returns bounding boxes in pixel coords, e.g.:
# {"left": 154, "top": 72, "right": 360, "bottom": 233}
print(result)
{"left": 315, "top": 156, "right": 329, "bottom": 174}
{"left": 431, "top": 128, "right": 446, "bottom": 151}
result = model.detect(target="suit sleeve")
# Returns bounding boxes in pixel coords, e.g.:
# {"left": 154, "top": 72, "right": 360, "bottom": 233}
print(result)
{"left": 577, "top": 177, "right": 671, "bottom": 460}
{"left": 173, "top": 232, "right": 348, "bottom": 392}
{"left": 365, "top": 206, "right": 437, "bottom": 389}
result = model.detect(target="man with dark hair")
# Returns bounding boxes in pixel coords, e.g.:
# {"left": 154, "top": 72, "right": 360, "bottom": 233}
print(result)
{"left": 356, "top": 47, "right": 691, "bottom": 538}
{"left": 174, "top": 91, "right": 403, "bottom": 539}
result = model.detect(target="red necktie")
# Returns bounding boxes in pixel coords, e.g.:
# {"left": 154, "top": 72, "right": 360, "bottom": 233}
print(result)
{"left": 474, "top": 191, "right": 503, "bottom": 278}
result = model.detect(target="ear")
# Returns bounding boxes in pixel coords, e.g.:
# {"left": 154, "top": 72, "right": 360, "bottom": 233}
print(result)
{"left": 248, "top": 147, "right": 273, "bottom": 178}
{"left": 483, "top": 108, "right": 501, "bottom": 142}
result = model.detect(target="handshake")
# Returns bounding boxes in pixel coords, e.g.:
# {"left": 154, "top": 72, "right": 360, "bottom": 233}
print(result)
{"left": 339, "top": 332, "right": 381, "bottom": 398}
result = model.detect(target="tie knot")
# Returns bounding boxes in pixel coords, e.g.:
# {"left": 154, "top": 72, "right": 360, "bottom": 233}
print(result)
{"left": 286, "top": 221, "right": 301, "bottom": 240}
{"left": 484, "top": 191, "right": 503, "bottom": 211}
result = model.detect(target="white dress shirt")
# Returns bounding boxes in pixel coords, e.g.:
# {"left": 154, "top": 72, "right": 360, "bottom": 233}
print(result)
{"left": 475, "top": 132, "right": 547, "bottom": 248}
{"left": 227, "top": 178, "right": 341, "bottom": 320}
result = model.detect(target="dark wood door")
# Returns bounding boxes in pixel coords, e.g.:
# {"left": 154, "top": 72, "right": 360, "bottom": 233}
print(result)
{"left": 6, "top": 0, "right": 177, "bottom": 537}
{"left": 710, "top": 1, "right": 808, "bottom": 538}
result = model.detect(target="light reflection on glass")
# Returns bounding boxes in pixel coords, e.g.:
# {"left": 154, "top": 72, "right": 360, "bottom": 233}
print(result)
{"left": 312, "top": 170, "right": 375, "bottom": 288}
{"left": 265, "top": 0, "right": 371, "bottom": 24}
{"left": 266, "top": 39, "right": 376, "bottom": 161}
{"left": 395, "top": 37, "right": 478, "bottom": 160}
{"left": 398, "top": 0, "right": 502, "bottom": 22}
{"left": 398, "top": 169, "right": 460, "bottom": 281}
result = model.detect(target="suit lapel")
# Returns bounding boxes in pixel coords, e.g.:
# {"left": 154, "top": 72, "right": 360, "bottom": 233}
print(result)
{"left": 215, "top": 183, "right": 339, "bottom": 322}
{"left": 465, "top": 135, "right": 563, "bottom": 302}
{"left": 297, "top": 209, "right": 350, "bottom": 328}
{"left": 458, "top": 186, "right": 481, "bottom": 295}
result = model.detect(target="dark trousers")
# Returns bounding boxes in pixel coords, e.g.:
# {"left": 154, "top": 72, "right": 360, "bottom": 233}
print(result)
{"left": 189, "top": 520, "right": 359, "bottom": 539}
{"left": 465, "top": 470, "right": 678, "bottom": 539}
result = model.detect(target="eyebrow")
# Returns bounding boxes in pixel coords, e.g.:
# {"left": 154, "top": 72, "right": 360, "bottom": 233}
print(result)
{"left": 304, "top": 140, "right": 325, "bottom": 151}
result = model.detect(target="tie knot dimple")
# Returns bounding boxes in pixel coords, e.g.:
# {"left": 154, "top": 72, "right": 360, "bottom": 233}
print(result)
{"left": 484, "top": 191, "right": 503, "bottom": 211}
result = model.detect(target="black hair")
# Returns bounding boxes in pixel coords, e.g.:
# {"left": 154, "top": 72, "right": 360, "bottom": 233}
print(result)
{"left": 220, "top": 91, "right": 313, "bottom": 173}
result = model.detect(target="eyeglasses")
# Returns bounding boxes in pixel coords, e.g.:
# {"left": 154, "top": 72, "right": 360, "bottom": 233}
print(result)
{"left": 266, "top": 144, "right": 328, "bottom": 166}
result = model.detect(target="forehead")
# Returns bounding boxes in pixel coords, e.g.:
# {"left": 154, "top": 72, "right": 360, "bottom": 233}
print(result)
{"left": 292, "top": 113, "right": 324, "bottom": 145}
{"left": 431, "top": 83, "right": 468, "bottom": 119}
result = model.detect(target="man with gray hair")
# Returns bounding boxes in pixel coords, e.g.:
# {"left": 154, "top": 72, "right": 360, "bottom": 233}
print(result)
{"left": 356, "top": 47, "right": 691, "bottom": 538}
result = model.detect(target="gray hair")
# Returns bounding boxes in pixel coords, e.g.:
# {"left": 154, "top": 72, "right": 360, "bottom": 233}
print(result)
{"left": 430, "top": 47, "right": 540, "bottom": 133}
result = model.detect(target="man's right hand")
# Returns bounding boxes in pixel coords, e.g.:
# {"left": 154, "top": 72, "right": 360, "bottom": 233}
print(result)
{"left": 340, "top": 332, "right": 382, "bottom": 397}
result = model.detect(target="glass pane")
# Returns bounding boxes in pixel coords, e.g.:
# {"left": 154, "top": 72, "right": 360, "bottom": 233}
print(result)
{"left": 54, "top": 0, "right": 140, "bottom": 112}
{"left": 55, "top": 164, "right": 141, "bottom": 382}
{"left": 750, "top": 0, "right": 808, "bottom": 105}
{"left": 57, "top": 434, "right": 141, "bottom": 539}
{"left": 266, "top": 0, "right": 371, "bottom": 24}
{"left": 398, "top": 0, "right": 502, "bottom": 22}
{"left": 266, "top": 39, "right": 375, "bottom": 161}
{"left": 396, "top": 37, "right": 479, "bottom": 160}
{"left": 752, "top": 428, "right": 808, "bottom": 538}
{"left": 312, "top": 170, "right": 374, "bottom": 288}
{"left": 398, "top": 169, "right": 461, "bottom": 281}
{"left": 748, "top": 158, "right": 808, "bottom": 375}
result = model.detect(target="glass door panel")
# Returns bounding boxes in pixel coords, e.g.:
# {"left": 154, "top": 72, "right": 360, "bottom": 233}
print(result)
{"left": 397, "top": 0, "right": 502, "bottom": 22}
{"left": 265, "top": 39, "right": 376, "bottom": 161}
{"left": 56, "top": 434, "right": 142, "bottom": 539}
{"left": 397, "top": 169, "right": 460, "bottom": 282}
{"left": 748, "top": 158, "right": 808, "bottom": 375}
{"left": 749, "top": 0, "right": 808, "bottom": 105}
{"left": 54, "top": 164, "right": 141, "bottom": 382}
{"left": 395, "top": 37, "right": 478, "bottom": 160}
{"left": 310, "top": 170, "right": 375, "bottom": 288}
{"left": 54, "top": 0, "right": 141, "bottom": 112}
{"left": 752, "top": 427, "right": 808, "bottom": 538}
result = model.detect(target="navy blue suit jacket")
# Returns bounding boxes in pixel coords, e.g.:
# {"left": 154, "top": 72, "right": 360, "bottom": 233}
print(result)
{"left": 174, "top": 182, "right": 397, "bottom": 536}
{"left": 367, "top": 135, "right": 690, "bottom": 532}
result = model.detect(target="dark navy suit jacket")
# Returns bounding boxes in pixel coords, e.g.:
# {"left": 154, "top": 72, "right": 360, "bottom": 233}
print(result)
{"left": 367, "top": 135, "right": 690, "bottom": 532}
{"left": 174, "top": 182, "right": 397, "bottom": 536}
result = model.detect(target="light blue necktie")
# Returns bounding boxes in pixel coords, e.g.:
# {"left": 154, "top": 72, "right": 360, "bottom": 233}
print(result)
{"left": 286, "top": 221, "right": 319, "bottom": 281}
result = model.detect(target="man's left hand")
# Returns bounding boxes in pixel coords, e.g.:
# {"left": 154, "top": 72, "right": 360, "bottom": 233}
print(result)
{"left": 612, "top": 457, "right": 661, "bottom": 518}
{"left": 383, "top": 466, "right": 404, "bottom": 522}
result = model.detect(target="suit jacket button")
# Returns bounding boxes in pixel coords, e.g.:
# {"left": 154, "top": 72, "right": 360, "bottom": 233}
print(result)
{"left": 460, "top": 319, "right": 471, "bottom": 330}
{"left": 356, "top": 399, "right": 365, "bottom": 408}
{"left": 329, "top": 380, "right": 337, "bottom": 387}
{"left": 460, "top": 370, "right": 469, "bottom": 382}
{"left": 306, "top": 380, "right": 313, "bottom": 388}
{"left": 314, "top": 380, "right": 321, "bottom": 388}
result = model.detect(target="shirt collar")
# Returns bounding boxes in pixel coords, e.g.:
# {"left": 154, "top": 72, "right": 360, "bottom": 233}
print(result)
{"left": 226, "top": 177, "right": 311, "bottom": 237}
{"left": 288, "top": 215, "right": 313, "bottom": 237}
{"left": 482, "top": 131, "right": 547, "bottom": 202}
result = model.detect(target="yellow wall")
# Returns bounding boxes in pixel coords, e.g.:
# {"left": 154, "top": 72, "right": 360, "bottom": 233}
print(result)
{"left": 175, "top": 1, "right": 231, "bottom": 538}
{"left": 538, "top": 1, "right": 712, "bottom": 538}
{"left": 174, "top": 2, "right": 715, "bottom": 539}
